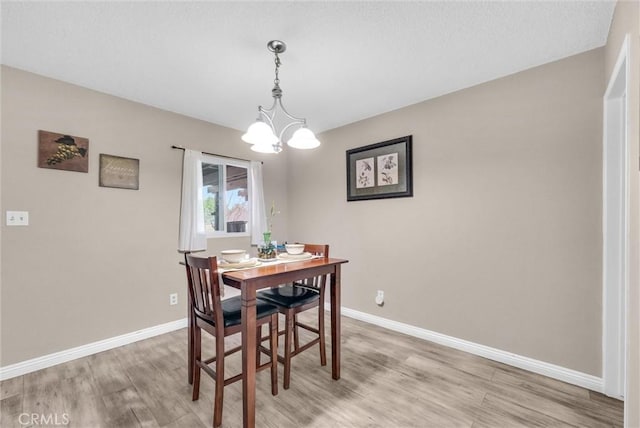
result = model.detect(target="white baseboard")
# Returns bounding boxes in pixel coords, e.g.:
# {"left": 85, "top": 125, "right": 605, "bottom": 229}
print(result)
{"left": 330, "top": 304, "right": 603, "bottom": 392}
{"left": 2, "top": 307, "right": 604, "bottom": 393}
{"left": 0, "top": 318, "right": 188, "bottom": 381}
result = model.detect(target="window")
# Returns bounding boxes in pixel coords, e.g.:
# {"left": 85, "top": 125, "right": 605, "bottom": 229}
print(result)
{"left": 201, "top": 155, "right": 250, "bottom": 237}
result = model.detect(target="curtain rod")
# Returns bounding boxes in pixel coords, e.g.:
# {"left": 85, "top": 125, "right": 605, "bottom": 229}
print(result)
{"left": 171, "top": 145, "right": 262, "bottom": 164}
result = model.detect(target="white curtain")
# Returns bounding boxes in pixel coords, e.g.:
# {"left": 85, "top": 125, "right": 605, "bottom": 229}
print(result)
{"left": 249, "top": 161, "right": 267, "bottom": 246}
{"left": 178, "top": 149, "right": 207, "bottom": 252}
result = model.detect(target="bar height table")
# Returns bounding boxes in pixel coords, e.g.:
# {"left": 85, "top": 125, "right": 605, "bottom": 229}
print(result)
{"left": 221, "top": 257, "right": 348, "bottom": 428}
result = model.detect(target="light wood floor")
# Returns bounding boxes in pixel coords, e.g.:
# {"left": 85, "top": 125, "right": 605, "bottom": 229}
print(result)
{"left": 1, "top": 313, "right": 623, "bottom": 427}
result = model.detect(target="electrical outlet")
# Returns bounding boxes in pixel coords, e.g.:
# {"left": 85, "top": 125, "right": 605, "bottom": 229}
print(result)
{"left": 375, "top": 290, "right": 384, "bottom": 306}
{"left": 169, "top": 293, "right": 178, "bottom": 305}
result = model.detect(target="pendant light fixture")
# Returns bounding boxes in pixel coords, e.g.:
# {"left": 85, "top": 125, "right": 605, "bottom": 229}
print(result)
{"left": 242, "top": 40, "right": 321, "bottom": 154}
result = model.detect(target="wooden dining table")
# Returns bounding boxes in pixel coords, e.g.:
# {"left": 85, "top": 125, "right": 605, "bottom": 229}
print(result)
{"left": 216, "top": 256, "right": 348, "bottom": 428}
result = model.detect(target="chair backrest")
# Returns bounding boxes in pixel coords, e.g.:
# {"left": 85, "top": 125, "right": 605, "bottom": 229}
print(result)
{"left": 298, "top": 244, "right": 329, "bottom": 289}
{"left": 304, "top": 243, "right": 329, "bottom": 259}
{"left": 185, "top": 254, "right": 223, "bottom": 328}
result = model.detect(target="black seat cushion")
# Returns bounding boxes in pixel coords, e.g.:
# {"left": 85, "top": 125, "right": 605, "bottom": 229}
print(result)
{"left": 257, "top": 285, "right": 320, "bottom": 309}
{"left": 200, "top": 295, "right": 279, "bottom": 328}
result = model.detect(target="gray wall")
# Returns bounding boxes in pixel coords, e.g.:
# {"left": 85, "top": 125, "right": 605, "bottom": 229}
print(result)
{"left": 287, "top": 48, "right": 604, "bottom": 376}
{"left": 0, "top": 66, "right": 289, "bottom": 366}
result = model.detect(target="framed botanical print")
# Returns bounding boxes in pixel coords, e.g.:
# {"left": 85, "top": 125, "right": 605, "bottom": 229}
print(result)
{"left": 346, "top": 135, "right": 413, "bottom": 201}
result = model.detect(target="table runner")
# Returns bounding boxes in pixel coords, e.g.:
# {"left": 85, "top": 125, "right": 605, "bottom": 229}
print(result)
{"left": 218, "top": 254, "right": 321, "bottom": 297}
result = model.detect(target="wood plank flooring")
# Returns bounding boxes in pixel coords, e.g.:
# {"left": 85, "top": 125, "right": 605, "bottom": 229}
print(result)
{"left": 0, "top": 313, "right": 623, "bottom": 427}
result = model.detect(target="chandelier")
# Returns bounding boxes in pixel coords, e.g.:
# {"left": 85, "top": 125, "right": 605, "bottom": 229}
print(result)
{"left": 242, "top": 40, "right": 320, "bottom": 154}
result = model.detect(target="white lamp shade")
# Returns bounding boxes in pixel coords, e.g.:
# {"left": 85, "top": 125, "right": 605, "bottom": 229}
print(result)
{"left": 242, "top": 121, "right": 278, "bottom": 146}
{"left": 287, "top": 127, "right": 320, "bottom": 149}
{"left": 250, "top": 142, "right": 280, "bottom": 154}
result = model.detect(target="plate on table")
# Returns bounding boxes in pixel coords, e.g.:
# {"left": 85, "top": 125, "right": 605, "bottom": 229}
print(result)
{"left": 218, "top": 258, "right": 261, "bottom": 269}
{"left": 258, "top": 257, "right": 279, "bottom": 263}
{"left": 277, "top": 252, "right": 313, "bottom": 261}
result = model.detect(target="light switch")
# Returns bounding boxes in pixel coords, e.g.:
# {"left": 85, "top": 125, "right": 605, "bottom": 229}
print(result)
{"left": 6, "top": 211, "right": 29, "bottom": 226}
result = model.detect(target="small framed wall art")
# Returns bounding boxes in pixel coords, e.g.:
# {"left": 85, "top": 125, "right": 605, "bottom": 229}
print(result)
{"left": 99, "top": 154, "right": 140, "bottom": 190}
{"left": 346, "top": 135, "right": 413, "bottom": 201}
{"left": 38, "top": 130, "right": 89, "bottom": 172}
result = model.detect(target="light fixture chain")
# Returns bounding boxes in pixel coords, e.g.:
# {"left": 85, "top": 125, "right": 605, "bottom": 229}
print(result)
{"left": 273, "top": 53, "right": 281, "bottom": 86}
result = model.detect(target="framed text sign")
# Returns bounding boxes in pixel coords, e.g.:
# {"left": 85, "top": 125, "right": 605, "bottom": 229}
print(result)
{"left": 99, "top": 154, "right": 140, "bottom": 190}
{"left": 346, "top": 135, "right": 413, "bottom": 201}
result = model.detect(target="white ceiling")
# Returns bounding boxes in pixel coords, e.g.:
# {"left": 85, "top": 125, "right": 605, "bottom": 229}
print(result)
{"left": 1, "top": 1, "right": 615, "bottom": 134}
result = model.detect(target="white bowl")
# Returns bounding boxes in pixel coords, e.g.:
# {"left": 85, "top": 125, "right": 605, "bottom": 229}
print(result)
{"left": 220, "top": 249, "right": 247, "bottom": 263}
{"left": 285, "top": 244, "right": 305, "bottom": 255}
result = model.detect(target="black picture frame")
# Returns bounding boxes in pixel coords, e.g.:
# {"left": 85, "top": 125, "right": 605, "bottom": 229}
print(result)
{"left": 346, "top": 135, "right": 413, "bottom": 201}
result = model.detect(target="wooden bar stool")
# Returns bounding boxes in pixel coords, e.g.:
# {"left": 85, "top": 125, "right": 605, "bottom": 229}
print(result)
{"left": 185, "top": 254, "right": 279, "bottom": 428}
{"left": 256, "top": 244, "right": 329, "bottom": 389}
